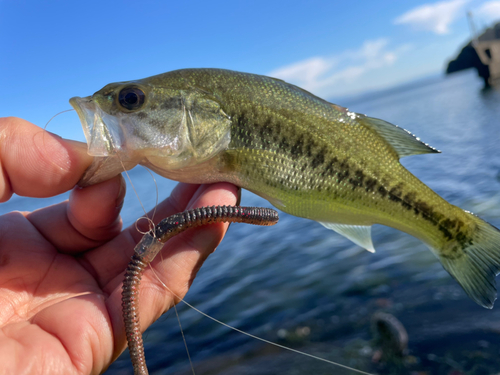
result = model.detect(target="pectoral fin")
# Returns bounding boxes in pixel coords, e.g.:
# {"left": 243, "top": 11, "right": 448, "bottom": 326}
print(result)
{"left": 319, "top": 222, "right": 375, "bottom": 253}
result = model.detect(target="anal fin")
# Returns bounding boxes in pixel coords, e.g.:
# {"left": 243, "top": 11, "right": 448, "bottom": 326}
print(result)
{"left": 319, "top": 222, "right": 375, "bottom": 253}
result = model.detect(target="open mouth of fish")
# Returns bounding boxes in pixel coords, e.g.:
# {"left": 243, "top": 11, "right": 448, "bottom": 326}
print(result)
{"left": 70, "top": 96, "right": 138, "bottom": 186}
{"left": 70, "top": 96, "right": 125, "bottom": 157}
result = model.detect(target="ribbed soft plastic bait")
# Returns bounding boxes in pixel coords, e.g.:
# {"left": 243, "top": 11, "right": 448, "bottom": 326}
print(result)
{"left": 122, "top": 205, "right": 279, "bottom": 375}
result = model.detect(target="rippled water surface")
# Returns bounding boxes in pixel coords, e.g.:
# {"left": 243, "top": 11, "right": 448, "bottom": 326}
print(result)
{"left": 5, "top": 70, "right": 500, "bottom": 375}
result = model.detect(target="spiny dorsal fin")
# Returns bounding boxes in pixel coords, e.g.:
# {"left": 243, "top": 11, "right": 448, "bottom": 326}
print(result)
{"left": 319, "top": 222, "right": 375, "bottom": 253}
{"left": 358, "top": 115, "right": 440, "bottom": 158}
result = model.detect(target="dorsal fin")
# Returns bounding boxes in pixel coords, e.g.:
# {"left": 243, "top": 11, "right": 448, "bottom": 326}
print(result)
{"left": 357, "top": 115, "right": 440, "bottom": 158}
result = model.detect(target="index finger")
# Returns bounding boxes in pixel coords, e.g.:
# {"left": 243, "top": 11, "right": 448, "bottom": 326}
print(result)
{"left": 0, "top": 117, "right": 93, "bottom": 202}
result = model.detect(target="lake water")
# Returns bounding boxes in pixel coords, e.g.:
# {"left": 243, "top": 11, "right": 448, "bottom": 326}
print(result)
{"left": 4, "top": 69, "right": 500, "bottom": 375}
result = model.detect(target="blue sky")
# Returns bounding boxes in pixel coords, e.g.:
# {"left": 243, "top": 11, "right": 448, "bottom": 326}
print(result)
{"left": 1, "top": 0, "right": 499, "bottom": 140}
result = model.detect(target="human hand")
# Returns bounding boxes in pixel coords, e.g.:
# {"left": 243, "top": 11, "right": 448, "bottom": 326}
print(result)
{"left": 0, "top": 117, "right": 239, "bottom": 375}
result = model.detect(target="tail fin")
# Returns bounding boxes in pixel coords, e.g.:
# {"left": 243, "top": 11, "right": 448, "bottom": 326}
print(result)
{"left": 435, "top": 212, "right": 500, "bottom": 309}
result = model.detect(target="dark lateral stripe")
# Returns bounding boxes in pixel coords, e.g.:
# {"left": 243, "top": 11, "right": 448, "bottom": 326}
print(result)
{"left": 230, "top": 112, "right": 471, "bottom": 247}
{"left": 232, "top": 113, "right": 328, "bottom": 169}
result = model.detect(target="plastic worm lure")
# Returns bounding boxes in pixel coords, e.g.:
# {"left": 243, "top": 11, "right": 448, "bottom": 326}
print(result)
{"left": 122, "top": 205, "right": 279, "bottom": 375}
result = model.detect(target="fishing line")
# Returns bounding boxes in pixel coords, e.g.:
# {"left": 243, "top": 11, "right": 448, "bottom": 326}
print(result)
{"left": 44, "top": 108, "right": 75, "bottom": 130}
{"left": 172, "top": 302, "right": 196, "bottom": 375}
{"left": 117, "top": 153, "right": 371, "bottom": 374}
{"left": 150, "top": 268, "right": 375, "bottom": 375}
{"left": 116, "top": 149, "right": 370, "bottom": 374}
{"left": 154, "top": 241, "right": 197, "bottom": 374}
{"left": 120, "top": 162, "right": 196, "bottom": 373}
{"left": 41, "top": 109, "right": 76, "bottom": 167}
{"left": 139, "top": 166, "right": 159, "bottom": 225}
{"left": 152, "top": 258, "right": 196, "bottom": 375}
{"left": 119, "top": 159, "right": 156, "bottom": 235}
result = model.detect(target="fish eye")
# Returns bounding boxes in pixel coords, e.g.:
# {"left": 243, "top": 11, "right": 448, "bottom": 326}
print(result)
{"left": 118, "top": 87, "right": 146, "bottom": 111}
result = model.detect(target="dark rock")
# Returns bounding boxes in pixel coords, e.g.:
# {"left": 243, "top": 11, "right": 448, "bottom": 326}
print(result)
{"left": 446, "top": 22, "right": 500, "bottom": 87}
{"left": 446, "top": 42, "right": 490, "bottom": 86}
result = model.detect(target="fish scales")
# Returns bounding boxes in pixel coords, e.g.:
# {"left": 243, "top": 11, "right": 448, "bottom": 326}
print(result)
{"left": 187, "top": 71, "right": 464, "bottom": 240}
{"left": 70, "top": 68, "right": 500, "bottom": 308}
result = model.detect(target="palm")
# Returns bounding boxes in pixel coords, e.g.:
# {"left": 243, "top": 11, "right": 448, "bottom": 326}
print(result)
{"left": 0, "top": 117, "right": 238, "bottom": 375}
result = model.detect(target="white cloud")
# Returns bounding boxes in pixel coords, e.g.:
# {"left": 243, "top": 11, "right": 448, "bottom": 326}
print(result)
{"left": 475, "top": 1, "right": 500, "bottom": 23}
{"left": 268, "top": 39, "right": 409, "bottom": 99}
{"left": 268, "top": 57, "right": 336, "bottom": 87}
{"left": 394, "top": 0, "right": 468, "bottom": 34}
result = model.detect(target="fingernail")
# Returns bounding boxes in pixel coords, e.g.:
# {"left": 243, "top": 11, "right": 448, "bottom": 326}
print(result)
{"left": 46, "top": 130, "right": 62, "bottom": 139}
{"left": 62, "top": 139, "right": 88, "bottom": 151}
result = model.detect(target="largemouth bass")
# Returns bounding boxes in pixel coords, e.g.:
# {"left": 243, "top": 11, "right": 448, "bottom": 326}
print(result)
{"left": 70, "top": 68, "right": 500, "bottom": 308}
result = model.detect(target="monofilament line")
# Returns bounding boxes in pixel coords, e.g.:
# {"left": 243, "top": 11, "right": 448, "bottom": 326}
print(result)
{"left": 124, "top": 206, "right": 373, "bottom": 375}
{"left": 42, "top": 109, "right": 76, "bottom": 163}
{"left": 119, "top": 159, "right": 156, "bottom": 234}
{"left": 121, "top": 163, "right": 194, "bottom": 373}
{"left": 44, "top": 108, "right": 75, "bottom": 130}
{"left": 156, "top": 277, "right": 375, "bottom": 375}
{"left": 155, "top": 256, "right": 196, "bottom": 374}
{"left": 172, "top": 290, "right": 196, "bottom": 375}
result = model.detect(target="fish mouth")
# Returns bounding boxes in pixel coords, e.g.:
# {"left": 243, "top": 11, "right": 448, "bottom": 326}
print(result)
{"left": 70, "top": 96, "right": 137, "bottom": 186}
{"left": 70, "top": 96, "right": 124, "bottom": 157}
